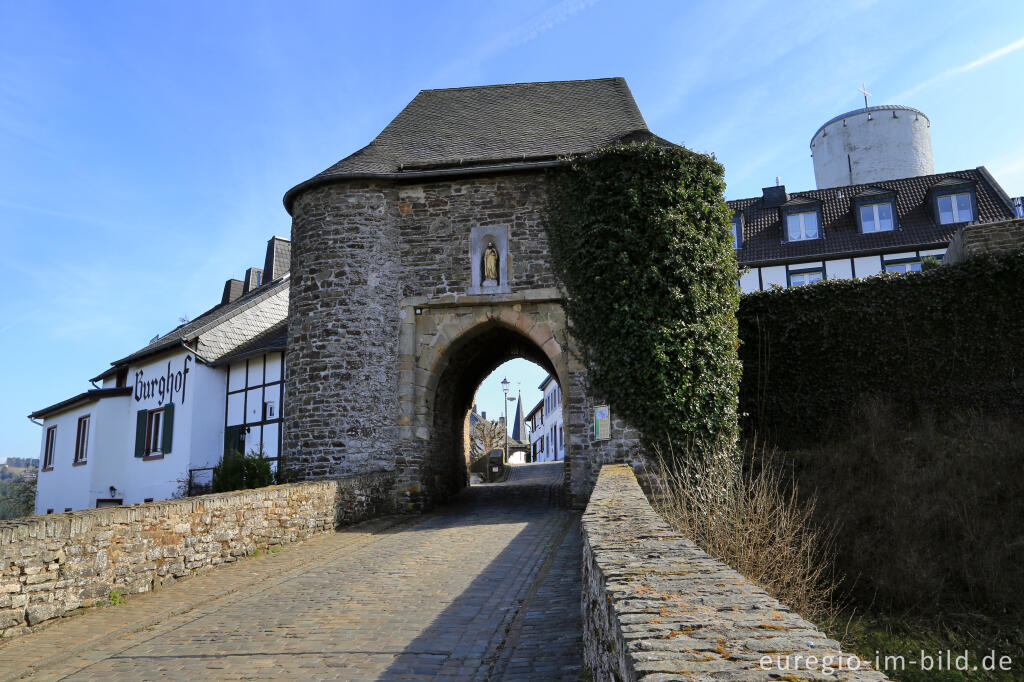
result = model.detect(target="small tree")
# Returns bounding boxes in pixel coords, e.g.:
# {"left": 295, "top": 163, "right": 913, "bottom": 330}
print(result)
{"left": 470, "top": 418, "right": 505, "bottom": 465}
{"left": 212, "top": 449, "right": 275, "bottom": 493}
{"left": 0, "top": 475, "right": 37, "bottom": 519}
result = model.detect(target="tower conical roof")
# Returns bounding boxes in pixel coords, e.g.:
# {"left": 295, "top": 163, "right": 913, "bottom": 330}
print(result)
{"left": 510, "top": 392, "right": 527, "bottom": 443}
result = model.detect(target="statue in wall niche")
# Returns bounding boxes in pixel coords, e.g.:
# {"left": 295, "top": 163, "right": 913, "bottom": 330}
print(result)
{"left": 482, "top": 241, "right": 500, "bottom": 285}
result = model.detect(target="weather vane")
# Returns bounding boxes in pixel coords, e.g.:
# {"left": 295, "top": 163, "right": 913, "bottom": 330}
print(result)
{"left": 858, "top": 83, "right": 872, "bottom": 109}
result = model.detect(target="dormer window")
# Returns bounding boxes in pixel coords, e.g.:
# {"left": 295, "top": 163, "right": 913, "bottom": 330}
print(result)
{"left": 859, "top": 202, "right": 895, "bottom": 232}
{"left": 853, "top": 188, "right": 897, "bottom": 234}
{"left": 730, "top": 214, "right": 743, "bottom": 249}
{"left": 929, "top": 178, "right": 977, "bottom": 226}
{"left": 780, "top": 197, "right": 822, "bottom": 243}
{"left": 937, "top": 192, "right": 974, "bottom": 224}
{"left": 786, "top": 211, "right": 819, "bottom": 241}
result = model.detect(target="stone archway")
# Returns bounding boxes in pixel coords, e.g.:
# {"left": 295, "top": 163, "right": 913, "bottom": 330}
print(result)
{"left": 394, "top": 292, "right": 572, "bottom": 509}
{"left": 283, "top": 173, "right": 645, "bottom": 513}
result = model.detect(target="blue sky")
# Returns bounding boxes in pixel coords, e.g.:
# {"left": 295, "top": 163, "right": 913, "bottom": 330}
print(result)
{"left": 2, "top": 0, "right": 1022, "bottom": 459}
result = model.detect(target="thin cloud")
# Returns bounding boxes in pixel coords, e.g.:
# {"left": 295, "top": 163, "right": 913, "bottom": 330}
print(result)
{"left": 501, "top": 0, "right": 598, "bottom": 50}
{"left": 428, "top": 0, "right": 599, "bottom": 86}
{"left": 894, "top": 35, "right": 1024, "bottom": 101}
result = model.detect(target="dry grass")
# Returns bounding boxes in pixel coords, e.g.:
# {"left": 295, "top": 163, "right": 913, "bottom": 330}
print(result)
{"left": 644, "top": 446, "right": 838, "bottom": 623}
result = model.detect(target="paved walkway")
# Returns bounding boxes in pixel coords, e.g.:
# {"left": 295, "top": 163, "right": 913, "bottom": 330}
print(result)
{"left": 0, "top": 463, "right": 582, "bottom": 681}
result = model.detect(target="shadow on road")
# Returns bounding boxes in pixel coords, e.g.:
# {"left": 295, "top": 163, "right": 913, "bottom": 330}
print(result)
{"left": 381, "top": 465, "right": 583, "bottom": 680}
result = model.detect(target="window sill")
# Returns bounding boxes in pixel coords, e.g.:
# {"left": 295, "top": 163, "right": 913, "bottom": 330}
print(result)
{"left": 72, "top": 461, "right": 87, "bottom": 467}
{"left": 142, "top": 454, "right": 165, "bottom": 461}
{"left": 41, "top": 467, "right": 53, "bottom": 473}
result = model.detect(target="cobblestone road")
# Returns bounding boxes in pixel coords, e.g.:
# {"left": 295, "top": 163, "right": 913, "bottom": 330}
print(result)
{"left": 0, "top": 463, "right": 582, "bottom": 681}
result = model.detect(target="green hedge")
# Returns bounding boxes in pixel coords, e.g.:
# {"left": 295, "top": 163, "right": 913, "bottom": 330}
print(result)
{"left": 545, "top": 142, "right": 741, "bottom": 462}
{"left": 737, "top": 252, "right": 1024, "bottom": 446}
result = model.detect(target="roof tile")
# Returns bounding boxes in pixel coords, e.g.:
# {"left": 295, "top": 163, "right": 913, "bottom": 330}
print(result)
{"left": 731, "top": 168, "right": 1015, "bottom": 265}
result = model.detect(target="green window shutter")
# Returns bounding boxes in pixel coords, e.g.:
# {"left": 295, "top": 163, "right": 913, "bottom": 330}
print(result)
{"left": 161, "top": 403, "right": 174, "bottom": 454}
{"left": 134, "top": 410, "right": 148, "bottom": 458}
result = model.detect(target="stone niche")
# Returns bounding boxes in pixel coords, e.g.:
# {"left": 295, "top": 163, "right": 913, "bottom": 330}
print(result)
{"left": 469, "top": 224, "right": 511, "bottom": 294}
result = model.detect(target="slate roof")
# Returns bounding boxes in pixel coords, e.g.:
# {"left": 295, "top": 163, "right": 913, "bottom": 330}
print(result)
{"left": 213, "top": 320, "right": 288, "bottom": 366}
{"left": 285, "top": 78, "right": 671, "bottom": 210}
{"left": 730, "top": 167, "right": 1015, "bottom": 266}
{"left": 92, "top": 275, "right": 291, "bottom": 380}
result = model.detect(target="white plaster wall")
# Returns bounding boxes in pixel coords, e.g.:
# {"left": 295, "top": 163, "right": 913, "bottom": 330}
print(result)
{"left": 825, "top": 259, "right": 853, "bottom": 280}
{"left": 920, "top": 248, "right": 947, "bottom": 258}
{"left": 761, "top": 266, "right": 787, "bottom": 289}
{"left": 121, "top": 351, "right": 197, "bottom": 504}
{"left": 854, "top": 256, "right": 883, "bottom": 278}
{"left": 739, "top": 269, "right": 760, "bottom": 293}
{"left": 34, "top": 407, "right": 95, "bottom": 514}
{"left": 789, "top": 261, "right": 823, "bottom": 271}
{"left": 883, "top": 251, "right": 917, "bottom": 262}
{"left": 87, "top": 395, "right": 133, "bottom": 508}
{"left": 528, "top": 410, "right": 543, "bottom": 458}
{"left": 812, "top": 107, "right": 933, "bottom": 189}
{"left": 187, "top": 362, "right": 227, "bottom": 471}
{"left": 535, "top": 381, "right": 564, "bottom": 463}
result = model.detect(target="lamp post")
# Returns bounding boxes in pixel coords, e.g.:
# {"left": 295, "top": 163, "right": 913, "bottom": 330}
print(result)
{"left": 501, "top": 377, "right": 510, "bottom": 463}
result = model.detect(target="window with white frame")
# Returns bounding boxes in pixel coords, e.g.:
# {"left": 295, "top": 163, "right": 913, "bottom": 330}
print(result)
{"left": 937, "top": 192, "right": 974, "bottom": 224}
{"left": 859, "top": 202, "right": 895, "bottom": 232}
{"left": 789, "top": 270, "right": 823, "bottom": 287}
{"left": 145, "top": 408, "right": 165, "bottom": 456}
{"left": 786, "top": 211, "right": 819, "bottom": 241}
{"left": 885, "top": 261, "right": 922, "bottom": 274}
{"left": 74, "top": 415, "right": 90, "bottom": 464}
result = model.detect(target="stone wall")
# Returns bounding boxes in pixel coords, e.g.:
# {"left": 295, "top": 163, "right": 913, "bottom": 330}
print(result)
{"left": 286, "top": 181, "right": 403, "bottom": 481}
{"left": 0, "top": 471, "right": 393, "bottom": 638}
{"left": 581, "top": 465, "right": 887, "bottom": 680}
{"left": 286, "top": 169, "right": 644, "bottom": 509}
{"left": 396, "top": 173, "right": 558, "bottom": 298}
{"left": 945, "top": 217, "right": 1024, "bottom": 264}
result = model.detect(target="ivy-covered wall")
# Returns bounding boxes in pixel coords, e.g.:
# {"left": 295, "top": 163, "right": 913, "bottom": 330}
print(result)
{"left": 737, "top": 252, "right": 1024, "bottom": 445}
{"left": 546, "top": 142, "right": 741, "bottom": 462}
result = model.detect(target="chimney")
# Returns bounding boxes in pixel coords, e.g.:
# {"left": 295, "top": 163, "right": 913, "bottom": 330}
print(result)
{"left": 263, "top": 236, "right": 291, "bottom": 282}
{"left": 242, "top": 267, "right": 263, "bottom": 294}
{"left": 221, "top": 279, "right": 244, "bottom": 305}
{"left": 762, "top": 185, "right": 789, "bottom": 208}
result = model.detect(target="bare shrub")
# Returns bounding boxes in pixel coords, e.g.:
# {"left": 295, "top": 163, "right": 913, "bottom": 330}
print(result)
{"left": 645, "top": 445, "right": 838, "bottom": 623}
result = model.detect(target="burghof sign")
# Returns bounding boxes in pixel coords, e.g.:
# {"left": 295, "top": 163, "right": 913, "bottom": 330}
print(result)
{"left": 594, "top": 405, "right": 611, "bottom": 441}
{"left": 134, "top": 355, "right": 192, "bottom": 406}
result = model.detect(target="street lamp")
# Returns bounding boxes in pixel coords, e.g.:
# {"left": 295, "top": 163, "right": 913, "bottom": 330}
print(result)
{"left": 501, "top": 377, "right": 510, "bottom": 463}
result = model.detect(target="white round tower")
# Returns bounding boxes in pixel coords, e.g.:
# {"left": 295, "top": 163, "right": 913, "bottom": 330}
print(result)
{"left": 810, "top": 105, "right": 933, "bottom": 189}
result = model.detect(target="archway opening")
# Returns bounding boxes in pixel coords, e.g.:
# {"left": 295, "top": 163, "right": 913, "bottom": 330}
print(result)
{"left": 470, "top": 358, "right": 548, "bottom": 481}
{"left": 424, "top": 322, "right": 562, "bottom": 503}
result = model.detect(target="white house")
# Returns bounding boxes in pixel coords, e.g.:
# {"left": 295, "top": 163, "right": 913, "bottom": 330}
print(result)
{"left": 732, "top": 105, "right": 1017, "bottom": 292}
{"left": 526, "top": 376, "right": 563, "bottom": 463}
{"left": 29, "top": 237, "right": 290, "bottom": 514}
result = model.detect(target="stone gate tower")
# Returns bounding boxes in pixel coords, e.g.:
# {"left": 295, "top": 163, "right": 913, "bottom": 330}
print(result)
{"left": 281, "top": 78, "right": 668, "bottom": 509}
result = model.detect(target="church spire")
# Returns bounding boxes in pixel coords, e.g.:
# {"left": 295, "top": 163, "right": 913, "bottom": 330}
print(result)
{"left": 510, "top": 392, "right": 527, "bottom": 443}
